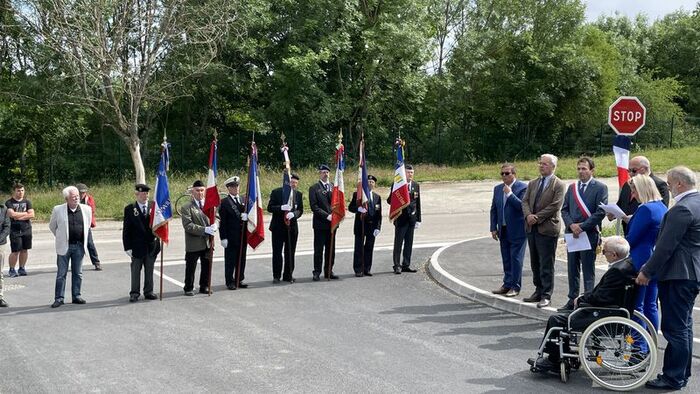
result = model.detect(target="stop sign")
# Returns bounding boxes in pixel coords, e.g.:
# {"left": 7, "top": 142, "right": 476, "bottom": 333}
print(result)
{"left": 608, "top": 96, "right": 646, "bottom": 136}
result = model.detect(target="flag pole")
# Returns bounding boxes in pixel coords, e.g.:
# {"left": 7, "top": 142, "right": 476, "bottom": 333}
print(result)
{"left": 328, "top": 129, "right": 342, "bottom": 279}
{"left": 207, "top": 131, "right": 218, "bottom": 296}
{"left": 159, "top": 239, "right": 164, "bottom": 300}
{"left": 281, "top": 133, "right": 294, "bottom": 280}
{"left": 237, "top": 142, "right": 252, "bottom": 288}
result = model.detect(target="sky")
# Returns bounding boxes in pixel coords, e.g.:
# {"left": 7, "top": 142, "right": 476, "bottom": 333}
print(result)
{"left": 584, "top": 0, "right": 699, "bottom": 21}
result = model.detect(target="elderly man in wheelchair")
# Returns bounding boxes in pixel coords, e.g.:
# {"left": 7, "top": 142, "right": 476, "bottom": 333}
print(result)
{"left": 527, "top": 236, "right": 658, "bottom": 391}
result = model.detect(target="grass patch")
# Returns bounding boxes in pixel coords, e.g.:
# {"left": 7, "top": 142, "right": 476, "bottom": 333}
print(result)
{"left": 13, "top": 145, "right": 700, "bottom": 221}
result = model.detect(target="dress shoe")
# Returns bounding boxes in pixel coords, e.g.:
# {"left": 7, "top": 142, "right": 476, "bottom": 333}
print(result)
{"left": 227, "top": 284, "right": 236, "bottom": 290}
{"left": 184, "top": 290, "right": 195, "bottom": 296}
{"left": 273, "top": 278, "right": 281, "bottom": 284}
{"left": 355, "top": 273, "right": 364, "bottom": 277}
{"left": 401, "top": 266, "right": 417, "bottom": 273}
{"left": 645, "top": 377, "right": 680, "bottom": 390}
{"left": 536, "top": 299, "right": 551, "bottom": 308}
{"left": 199, "top": 287, "right": 210, "bottom": 294}
{"left": 51, "top": 300, "right": 64, "bottom": 308}
{"left": 557, "top": 300, "right": 575, "bottom": 313}
{"left": 237, "top": 283, "right": 249, "bottom": 289}
{"left": 523, "top": 293, "right": 541, "bottom": 303}
{"left": 0, "top": 299, "right": 8, "bottom": 307}
{"left": 144, "top": 293, "right": 158, "bottom": 300}
{"left": 393, "top": 267, "right": 402, "bottom": 274}
{"left": 129, "top": 294, "right": 139, "bottom": 303}
{"left": 505, "top": 289, "right": 519, "bottom": 297}
{"left": 312, "top": 273, "right": 320, "bottom": 281}
{"left": 363, "top": 272, "right": 372, "bottom": 277}
{"left": 535, "top": 357, "right": 557, "bottom": 371}
{"left": 329, "top": 274, "right": 339, "bottom": 280}
{"left": 283, "top": 277, "right": 296, "bottom": 283}
{"left": 94, "top": 263, "right": 102, "bottom": 271}
{"left": 492, "top": 286, "right": 509, "bottom": 295}
{"left": 72, "top": 298, "right": 87, "bottom": 305}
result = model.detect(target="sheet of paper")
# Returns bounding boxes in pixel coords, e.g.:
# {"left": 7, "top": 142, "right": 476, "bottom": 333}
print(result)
{"left": 564, "top": 233, "right": 592, "bottom": 252}
{"left": 599, "top": 202, "right": 626, "bottom": 219}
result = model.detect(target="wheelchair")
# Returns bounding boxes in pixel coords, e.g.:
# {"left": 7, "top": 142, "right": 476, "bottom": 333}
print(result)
{"left": 529, "top": 284, "right": 658, "bottom": 391}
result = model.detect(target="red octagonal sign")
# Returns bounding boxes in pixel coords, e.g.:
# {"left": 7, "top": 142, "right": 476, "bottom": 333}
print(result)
{"left": 608, "top": 96, "right": 646, "bottom": 136}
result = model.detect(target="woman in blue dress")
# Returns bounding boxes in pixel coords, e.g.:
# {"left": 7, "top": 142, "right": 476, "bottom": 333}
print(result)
{"left": 623, "top": 174, "right": 667, "bottom": 330}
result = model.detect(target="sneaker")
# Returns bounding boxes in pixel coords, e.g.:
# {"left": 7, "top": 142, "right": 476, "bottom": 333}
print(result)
{"left": 8, "top": 269, "right": 18, "bottom": 278}
{"left": 17, "top": 267, "right": 27, "bottom": 276}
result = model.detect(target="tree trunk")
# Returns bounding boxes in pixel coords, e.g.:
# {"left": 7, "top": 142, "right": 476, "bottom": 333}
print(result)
{"left": 126, "top": 136, "right": 146, "bottom": 184}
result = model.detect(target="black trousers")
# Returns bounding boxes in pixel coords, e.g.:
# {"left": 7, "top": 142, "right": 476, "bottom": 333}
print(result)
{"left": 393, "top": 223, "right": 415, "bottom": 268}
{"left": 224, "top": 242, "right": 247, "bottom": 286}
{"left": 87, "top": 229, "right": 100, "bottom": 264}
{"left": 130, "top": 252, "right": 156, "bottom": 296}
{"left": 353, "top": 231, "right": 376, "bottom": 274}
{"left": 272, "top": 227, "right": 298, "bottom": 280}
{"left": 313, "top": 228, "right": 336, "bottom": 276}
{"left": 527, "top": 230, "right": 557, "bottom": 299}
{"left": 184, "top": 249, "right": 211, "bottom": 291}
{"left": 542, "top": 313, "right": 569, "bottom": 362}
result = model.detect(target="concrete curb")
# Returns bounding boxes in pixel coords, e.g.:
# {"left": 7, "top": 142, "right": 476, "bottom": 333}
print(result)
{"left": 427, "top": 237, "right": 556, "bottom": 322}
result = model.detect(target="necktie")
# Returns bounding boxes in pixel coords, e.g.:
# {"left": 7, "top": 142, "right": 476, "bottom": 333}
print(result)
{"left": 579, "top": 183, "right": 586, "bottom": 195}
{"left": 533, "top": 178, "right": 546, "bottom": 210}
{"left": 325, "top": 183, "right": 329, "bottom": 192}
{"left": 141, "top": 205, "right": 147, "bottom": 216}
{"left": 234, "top": 196, "right": 239, "bottom": 205}
{"left": 198, "top": 201, "right": 203, "bottom": 210}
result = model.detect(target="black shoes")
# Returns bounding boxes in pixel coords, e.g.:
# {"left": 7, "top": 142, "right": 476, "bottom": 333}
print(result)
{"left": 72, "top": 298, "right": 87, "bottom": 305}
{"left": 355, "top": 273, "right": 364, "bottom": 277}
{"left": 557, "top": 300, "right": 575, "bottom": 313}
{"left": 144, "top": 293, "right": 158, "bottom": 300}
{"left": 94, "top": 263, "right": 102, "bottom": 271}
{"left": 645, "top": 377, "right": 680, "bottom": 390}
{"left": 393, "top": 267, "right": 402, "bottom": 274}
{"left": 537, "top": 299, "right": 551, "bottom": 308}
{"left": 273, "top": 278, "right": 281, "bottom": 284}
{"left": 523, "top": 293, "right": 541, "bottom": 303}
{"left": 199, "top": 287, "right": 210, "bottom": 294}
{"left": 401, "top": 266, "right": 417, "bottom": 273}
{"left": 129, "top": 294, "right": 139, "bottom": 303}
{"left": 184, "top": 290, "right": 195, "bottom": 296}
{"left": 328, "top": 274, "right": 339, "bottom": 280}
{"left": 0, "top": 299, "right": 7, "bottom": 307}
{"left": 363, "top": 272, "right": 372, "bottom": 277}
{"left": 51, "top": 300, "right": 64, "bottom": 308}
{"left": 492, "top": 286, "right": 509, "bottom": 295}
{"left": 237, "top": 283, "right": 249, "bottom": 289}
{"left": 312, "top": 273, "right": 320, "bottom": 281}
{"left": 283, "top": 277, "right": 295, "bottom": 283}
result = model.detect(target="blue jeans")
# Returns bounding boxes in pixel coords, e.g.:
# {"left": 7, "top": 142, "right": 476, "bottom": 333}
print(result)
{"left": 54, "top": 244, "right": 85, "bottom": 302}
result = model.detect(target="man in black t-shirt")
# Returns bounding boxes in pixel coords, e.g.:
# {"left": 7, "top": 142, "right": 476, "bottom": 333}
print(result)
{"left": 5, "top": 183, "right": 34, "bottom": 277}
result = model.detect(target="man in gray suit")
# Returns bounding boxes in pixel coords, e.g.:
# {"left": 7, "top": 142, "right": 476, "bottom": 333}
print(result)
{"left": 181, "top": 180, "right": 218, "bottom": 296}
{"left": 637, "top": 166, "right": 700, "bottom": 390}
{"left": 521, "top": 154, "right": 566, "bottom": 308}
{"left": 559, "top": 157, "right": 608, "bottom": 311}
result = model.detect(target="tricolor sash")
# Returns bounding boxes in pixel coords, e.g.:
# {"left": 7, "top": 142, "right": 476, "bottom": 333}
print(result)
{"left": 570, "top": 182, "right": 591, "bottom": 219}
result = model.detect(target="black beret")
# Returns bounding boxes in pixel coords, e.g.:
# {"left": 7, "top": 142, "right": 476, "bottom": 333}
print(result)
{"left": 192, "top": 180, "right": 205, "bottom": 188}
{"left": 291, "top": 173, "right": 300, "bottom": 181}
{"left": 135, "top": 183, "right": 150, "bottom": 192}
{"left": 367, "top": 175, "right": 377, "bottom": 182}
{"left": 318, "top": 164, "right": 331, "bottom": 172}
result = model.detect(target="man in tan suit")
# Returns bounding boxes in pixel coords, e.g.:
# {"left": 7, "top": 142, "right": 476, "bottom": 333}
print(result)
{"left": 181, "top": 180, "right": 218, "bottom": 296}
{"left": 521, "top": 154, "right": 566, "bottom": 308}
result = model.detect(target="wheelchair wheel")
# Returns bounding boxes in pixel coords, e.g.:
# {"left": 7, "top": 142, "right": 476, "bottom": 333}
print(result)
{"left": 560, "top": 361, "right": 570, "bottom": 383}
{"left": 632, "top": 310, "right": 659, "bottom": 347}
{"left": 579, "top": 317, "right": 657, "bottom": 391}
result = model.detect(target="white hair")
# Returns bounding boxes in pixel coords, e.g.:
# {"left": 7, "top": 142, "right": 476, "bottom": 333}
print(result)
{"left": 604, "top": 236, "right": 630, "bottom": 258}
{"left": 667, "top": 166, "right": 696, "bottom": 187}
{"left": 634, "top": 156, "right": 651, "bottom": 172}
{"left": 541, "top": 154, "right": 558, "bottom": 167}
{"left": 62, "top": 186, "right": 79, "bottom": 198}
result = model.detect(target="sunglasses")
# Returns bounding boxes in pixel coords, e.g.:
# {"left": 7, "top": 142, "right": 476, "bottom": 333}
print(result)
{"left": 500, "top": 172, "right": 511, "bottom": 176}
{"left": 629, "top": 168, "right": 639, "bottom": 174}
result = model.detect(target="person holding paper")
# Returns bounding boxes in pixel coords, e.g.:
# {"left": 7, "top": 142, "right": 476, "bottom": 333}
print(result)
{"left": 559, "top": 157, "right": 608, "bottom": 312}
{"left": 624, "top": 174, "right": 667, "bottom": 331}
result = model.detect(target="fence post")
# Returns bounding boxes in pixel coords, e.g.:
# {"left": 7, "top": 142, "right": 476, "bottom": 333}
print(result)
{"left": 669, "top": 115, "right": 674, "bottom": 148}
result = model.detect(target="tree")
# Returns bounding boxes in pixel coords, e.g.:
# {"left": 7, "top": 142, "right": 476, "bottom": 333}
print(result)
{"left": 10, "top": 0, "right": 241, "bottom": 183}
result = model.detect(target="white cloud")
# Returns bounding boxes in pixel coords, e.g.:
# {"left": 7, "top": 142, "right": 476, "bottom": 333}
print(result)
{"left": 584, "top": 0, "right": 698, "bottom": 22}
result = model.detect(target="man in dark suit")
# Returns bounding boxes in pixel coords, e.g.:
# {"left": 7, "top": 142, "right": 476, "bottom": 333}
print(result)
{"left": 521, "top": 154, "right": 566, "bottom": 308}
{"left": 181, "top": 180, "right": 218, "bottom": 296}
{"left": 613, "top": 156, "right": 670, "bottom": 234}
{"left": 529, "top": 236, "right": 637, "bottom": 372}
{"left": 490, "top": 163, "right": 528, "bottom": 297}
{"left": 219, "top": 176, "right": 248, "bottom": 290}
{"left": 637, "top": 166, "right": 700, "bottom": 390}
{"left": 267, "top": 173, "right": 303, "bottom": 283}
{"left": 309, "top": 164, "right": 338, "bottom": 281}
{"left": 559, "top": 157, "right": 608, "bottom": 311}
{"left": 388, "top": 164, "right": 421, "bottom": 274}
{"left": 348, "top": 175, "right": 382, "bottom": 277}
{"left": 122, "top": 184, "right": 161, "bottom": 302}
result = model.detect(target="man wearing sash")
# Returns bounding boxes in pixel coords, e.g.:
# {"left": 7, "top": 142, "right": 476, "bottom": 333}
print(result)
{"left": 559, "top": 157, "right": 608, "bottom": 312}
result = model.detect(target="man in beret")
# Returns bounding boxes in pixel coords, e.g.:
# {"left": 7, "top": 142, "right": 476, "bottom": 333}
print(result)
{"left": 76, "top": 183, "right": 102, "bottom": 271}
{"left": 309, "top": 164, "right": 339, "bottom": 281}
{"left": 218, "top": 176, "right": 248, "bottom": 290}
{"left": 267, "top": 173, "right": 303, "bottom": 283}
{"left": 348, "top": 175, "right": 382, "bottom": 276}
{"left": 181, "top": 180, "right": 217, "bottom": 296}
{"left": 388, "top": 164, "right": 421, "bottom": 274}
{"left": 122, "top": 184, "right": 161, "bottom": 302}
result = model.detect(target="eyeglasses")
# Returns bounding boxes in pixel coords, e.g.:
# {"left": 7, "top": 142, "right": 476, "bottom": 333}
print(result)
{"left": 500, "top": 172, "right": 511, "bottom": 176}
{"left": 629, "top": 168, "right": 639, "bottom": 174}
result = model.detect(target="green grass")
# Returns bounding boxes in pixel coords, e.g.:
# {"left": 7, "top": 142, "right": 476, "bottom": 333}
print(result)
{"left": 13, "top": 145, "right": 700, "bottom": 221}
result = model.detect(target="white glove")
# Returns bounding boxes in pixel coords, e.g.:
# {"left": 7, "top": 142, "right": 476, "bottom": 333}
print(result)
{"left": 286, "top": 212, "right": 295, "bottom": 220}
{"left": 210, "top": 222, "right": 218, "bottom": 232}
{"left": 281, "top": 204, "right": 291, "bottom": 211}
{"left": 358, "top": 207, "right": 367, "bottom": 214}
{"left": 204, "top": 225, "right": 217, "bottom": 235}
{"left": 415, "top": 222, "right": 421, "bottom": 229}
{"left": 125, "top": 250, "right": 132, "bottom": 258}
{"left": 326, "top": 214, "right": 332, "bottom": 221}
{"left": 241, "top": 213, "right": 248, "bottom": 221}
{"left": 373, "top": 229, "right": 380, "bottom": 237}
{"left": 221, "top": 239, "right": 228, "bottom": 248}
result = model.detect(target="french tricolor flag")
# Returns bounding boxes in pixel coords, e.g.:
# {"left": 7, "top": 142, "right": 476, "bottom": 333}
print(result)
{"left": 203, "top": 139, "right": 220, "bottom": 224}
{"left": 613, "top": 135, "right": 631, "bottom": 188}
{"left": 246, "top": 142, "right": 265, "bottom": 249}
